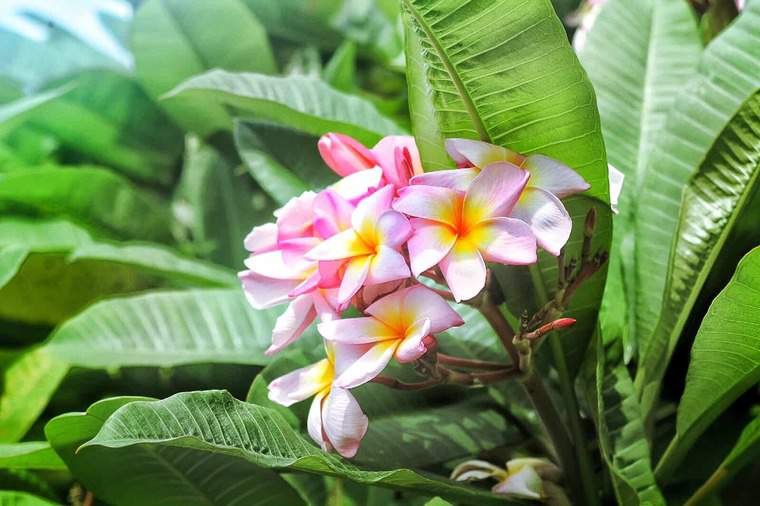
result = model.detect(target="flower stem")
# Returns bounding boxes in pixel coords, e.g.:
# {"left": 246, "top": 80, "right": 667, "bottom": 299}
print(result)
{"left": 437, "top": 353, "right": 507, "bottom": 370}
{"left": 478, "top": 293, "right": 519, "bottom": 366}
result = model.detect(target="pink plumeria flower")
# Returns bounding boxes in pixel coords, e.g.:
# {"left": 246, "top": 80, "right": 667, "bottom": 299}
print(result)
{"left": 413, "top": 138, "right": 589, "bottom": 256}
{"left": 268, "top": 341, "right": 368, "bottom": 458}
{"left": 306, "top": 185, "right": 412, "bottom": 304}
{"left": 318, "top": 285, "right": 464, "bottom": 388}
{"left": 395, "top": 163, "right": 537, "bottom": 302}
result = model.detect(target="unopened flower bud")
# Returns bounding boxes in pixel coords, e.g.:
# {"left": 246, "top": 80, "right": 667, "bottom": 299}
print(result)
{"left": 318, "top": 133, "right": 376, "bottom": 177}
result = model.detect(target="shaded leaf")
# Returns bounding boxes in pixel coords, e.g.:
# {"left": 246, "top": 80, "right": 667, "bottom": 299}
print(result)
{"left": 0, "top": 491, "right": 59, "bottom": 506}
{"left": 0, "top": 443, "right": 66, "bottom": 471}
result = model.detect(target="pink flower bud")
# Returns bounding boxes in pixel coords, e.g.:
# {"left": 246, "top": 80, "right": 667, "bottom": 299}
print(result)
{"left": 318, "top": 133, "right": 376, "bottom": 177}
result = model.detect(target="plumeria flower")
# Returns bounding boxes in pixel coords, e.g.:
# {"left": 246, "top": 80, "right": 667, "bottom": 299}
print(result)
{"left": 413, "top": 138, "right": 590, "bottom": 257}
{"left": 319, "top": 133, "right": 422, "bottom": 191}
{"left": 607, "top": 164, "right": 624, "bottom": 214}
{"left": 451, "top": 458, "right": 560, "bottom": 500}
{"left": 318, "top": 285, "right": 464, "bottom": 388}
{"left": 395, "top": 163, "right": 537, "bottom": 302}
{"left": 306, "top": 185, "right": 412, "bottom": 304}
{"left": 268, "top": 341, "right": 368, "bottom": 458}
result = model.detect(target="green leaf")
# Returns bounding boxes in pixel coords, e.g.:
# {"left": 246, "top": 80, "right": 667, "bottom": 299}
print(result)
{"left": 593, "top": 336, "right": 665, "bottom": 506}
{"left": 165, "top": 71, "right": 404, "bottom": 145}
{"left": 402, "top": 0, "right": 612, "bottom": 376}
{"left": 85, "top": 390, "right": 523, "bottom": 505}
{"left": 0, "top": 443, "right": 66, "bottom": 471}
{"left": 636, "top": 90, "right": 760, "bottom": 418}
{"left": 173, "top": 137, "right": 268, "bottom": 268}
{"left": 18, "top": 71, "right": 183, "bottom": 185}
{"left": 131, "top": 0, "right": 276, "bottom": 135}
{"left": 684, "top": 414, "right": 760, "bottom": 505}
{"left": 45, "top": 288, "right": 284, "bottom": 368}
{"left": 234, "top": 121, "right": 310, "bottom": 205}
{"left": 46, "top": 396, "right": 304, "bottom": 506}
{"left": 249, "top": 347, "right": 522, "bottom": 469}
{"left": 0, "top": 246, "right": 28, "bottom": 291}
{"left": 0, "top": 347, "right": 68, "bottom": 443}
{"left": 0, "top": 167, "right": 171, "bottom": 242}
{"left": 578, "top": 0, "right": 702, "bottom": 356}
{"left": 655, "top": 248, "right": 760, "bottom": 479}
{"left": 634, "top": 2, "right": 760, "bottom": 397}
{"left": 0, "top": 86, "right": 71, "bottom": 136}
{"left": 0, "top": 491, "right": 59, "bottom": 506}
{"left": 323, "top": 42, "right": 358, "bottom": 92}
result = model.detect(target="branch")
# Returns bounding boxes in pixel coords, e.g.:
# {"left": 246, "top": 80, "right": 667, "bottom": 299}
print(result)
{"left": 437, "top": 353, "right": 508, "bottom": 370}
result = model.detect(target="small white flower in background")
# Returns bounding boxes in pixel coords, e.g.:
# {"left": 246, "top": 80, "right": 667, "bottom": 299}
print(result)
{"left": 567, "top": 0, "right": 608, "bottom": 52}
{"left": 451, "top": 457, "right": 562, "bottom": 501}
{"left": 608, "top": 164, "right": 624, "bottom": 214}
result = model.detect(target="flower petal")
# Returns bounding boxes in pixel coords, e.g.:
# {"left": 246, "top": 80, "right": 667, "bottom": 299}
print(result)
{"left": 374, "top": 210, "right": 412, "bottom": 248}
{"left": 406, "top": 218, "right": 457, "bottom": 277}
{"left": 469, "top": 217, "right": 537, "bottom": 265}
{"left": 445, "top": 138, "right": 524, "bottom": 168}
{"left": 307, "top": 390, "right": 331, "bottom": 452}
{"left": 239, "top": 270, "right": 301, "bottom": 309}
{"left": 322, "top": 387, "right": 369, "bottom": 458}
{"left": 313, "top": 189, "right": 355, "bottom": 239}
{"left": 266, "top": 295, "right": 317, "bottom": 355}
{"left": 333, "top": 340, "right": 397, "bottom": 388}
{"left": 492, "top": 465, "right": 544, "bottom": 499}
{"left": 318, "top": 133, "right": 376, "bottom": 177}
{"left": 463, "top": 162, "right": 529, "bottom": 225}
{"left": 306, "top": 229, "right": 372, "bottom": 261}
{"left": 244, "top": 223, "right": 278, "bottom": 253}
{"left": 403, "top": 285, "right": 464, "bottom": 334}
{"left": 371, "top": 135, "right": 422, "bottom": 187}
{"left": 393, "top": 185, "right": 464, "bottom": 228}
{"left": 439, "top": 240, "right": 487, "bottom": 302}
{"left": 244, "top": 250, "right": 311, "bottom": 279}
{"left": 394, "top": 318, "right": 431, "bottom": 363}
{"left": 312, "top": 289, "right": 340, "bottom": 321}
{"left": 523, "top": 154, "right": 590, "bottom": 197}
{"left": 275, "top": 191, "right": 316, "bottom": 242}
{"left": 338, "top": 255, "right": 371, "bottom": 303}
{"left": 318, "top": 316, "right": 397, "bottom": 344}
{"left": 411, "top": 168, "right": 478, "bottom": 191}
{"left": 331, "top": 167, "right": 383, "bottom": 202}
{"left": 351, "top": 185, "right": 394, "bottom": 242}
{"left": 268, "top": 359, "right": 332, "bottom": 407}
{"left": 512, "top": 187, "right": 571, "bottom": 256}
{"left": 366, "top": 245, "right": 410, "bottom": 285}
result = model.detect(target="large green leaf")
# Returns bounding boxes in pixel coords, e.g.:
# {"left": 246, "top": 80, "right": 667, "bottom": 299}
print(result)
{"left": 131, "top": 0, "right": 276, "bottom": 135}
{"left": 85, "top": 390, "right": 522, "bottom": 505}
{"left": 578, "top": 0, "right": 702, "bottom": 357}
{"left": 18, "top": 71, "right": 183, "bottom": 184}
{"left": 0, "top": 87, "right": 71, "bottom": 136}
{"left": 165, "top": 71, "right": 404, "bottom": 145}
{"left": 592, "top": 336, "right": 665, "bottom": 506}
{"left": 173, "top": 137, "right": 267, "bottom": 268}
{"left": 45, "top": 396, "right": 304, "bottom": 506}
{"left": 634, "top": 2, "right": 760, "bottom": 393}
{"left": 45, "top": 288, "right": 283, "bottom": 368}
{"left": 0, "top": 167, "right": 171, "bottom": 242}
{"left": 635, "top": 90, "right": 760, "bottom": 417}
{"left": 655, "top": 248, "right": 760, "bottom": 479}
{"left": 402, "top": 0, "right": 611, "bottom": 376}
{"left": 0, "top": 443, "right": 66, "bottom": 471}
{"left": 0, "top": 348, "right": 68, "bottom": 442}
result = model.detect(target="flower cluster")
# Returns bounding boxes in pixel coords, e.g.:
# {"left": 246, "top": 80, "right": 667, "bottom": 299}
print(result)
{"left": 239, "top": 134, "right": 590, "bottom": 457}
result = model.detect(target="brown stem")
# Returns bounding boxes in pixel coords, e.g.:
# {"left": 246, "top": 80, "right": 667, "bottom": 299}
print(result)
{"left": 478, "top": 292, "right": 519, "bottom": 365}
{"left": 83, "top": 492, "right": 94, "bottom": 506}
{"left": 437, "top": 353, "right": 507, "bottom": 370}
{"left": 371, "top": 375, "right": 442, "bottom": 391}
{"left": 441, "top": 366, "right": 520, "bottom": 385}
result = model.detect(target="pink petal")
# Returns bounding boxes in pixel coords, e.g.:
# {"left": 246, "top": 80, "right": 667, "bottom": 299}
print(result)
{"left": 351, "top": 185, "right": 394, "bottom": 242}
{"left": 313, "top": 189, "right": 355, "bottom": 239}
{"left": 523, "top": 154, "right": 590, "bottom": 198}
{"left": 358, "top": 280, "right": 403, "bottom": 307}
{"left": 239, "top": 270, "right": 301, "bottom": 309}
{"left": 371, "top": 135, "right": 422, "bottom": 187}
{"left": 411, "top": 168, "right": 478, "bottom": 192}
{"left": 318, "top": 316, "right": 397, "bottom": 344}
{"left": 470, "top": 217, "right": 537, "bottom": 265}
{"left": 364, "top": 288, "right": 405, "bottom": 331}
{"left": 439, "top": 240, "right": 487, "bottom": 302}
{"left": 244, "top": 250, "right": 312, "bottom": 279}
{"left": 463, "top": 162, "right": 529, "bottom": 225}
{"left": 279, "top": 237, "right": 320, "bottom": 268}
{"left": 312, "top": 289, "right": 340, "bottom": 322}
{"left": 374, "top": 210, "right": 412, "bottom": 248}
{"left": 322, "top": 387, "right": 369, "bottom": 458}
{"left": 333, "top": 340, "right": 397, "bottom": 389}
{"left": 394, "top": 318, "right": 431, "bottom": 363}
{"left": 307, "top": 390, "right": 331, "bottom": 451}
{"left": 306, "top": 229, "right": 373, "bottom": 261}
{"left": 318, "top": 133, "right": 376, "bottom": 177}
{"left": 366, "top": 246, "right": 410, "bottom": 285}
{"left": 317, "top": 260, "right": 344, "bottom": 289}
{"left": 445, "top": 138, "right": 524, "bottom": 168}
{"left": 266, "top": 295, "right": 317, "bottom": 355}
{"left": 393, "top": 185, "right": 464, "bottom": 228}
{"left": 406, "top": 218, "right": 457, "bottom": 277}
{"left": 403, "top": 285, "right": 464, "bottom": 334}
{"left": 275, "top": 191, "right": 316, "bottom": 242}
{"left": 331, "top": 167, "right": 383, "bottom": 203}
{"left": 338, "top": 255, "right": 371, "bottom": 303}
{"left": 268, "top": 359, "right": 332, "bottom": 407}
{"left": 512, "top": 187, "right": 571, "bottom": 256}
{"left": 244, "top": 223, "right": 278, "bottom": 253}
